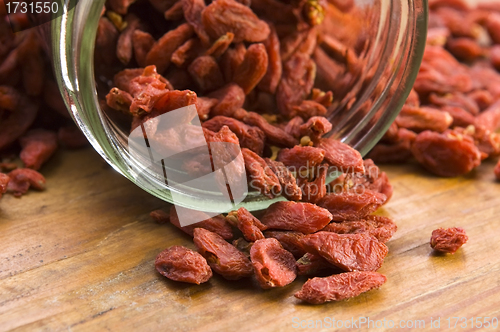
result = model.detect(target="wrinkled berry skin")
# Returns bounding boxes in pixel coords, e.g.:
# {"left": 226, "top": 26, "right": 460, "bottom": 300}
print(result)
{"left": 430, "top": 227, "right": 468, "bottom": 254}
{"left": 193, "top": 228, "right": 253, "bottom": 280}
{"left": 301, "top": 232, "right": 388, "bottom": 272}
{"left": 155, "top": 245, "right": 212, "bottom": 284}
{"left": 295, "top": 271, "right": 387, "bottom": 304}
{"left": 260, "top": 201, "right": 332, "bottom": 234}
{"left": 250, "top": 238, "right": 297, "bottom": 289}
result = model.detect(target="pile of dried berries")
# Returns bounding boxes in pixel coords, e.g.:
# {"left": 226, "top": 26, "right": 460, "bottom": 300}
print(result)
{"left": 0, "top": 0, "right": 478, "bottom": 305}
{"left": 0, "top": 5, "right": 88, "bottom": 198}
{"left": 97, "top": 0, "right": 396, "bottom": 304}
{"left": 369, "top": 0, "right": 500, "bottom": 180}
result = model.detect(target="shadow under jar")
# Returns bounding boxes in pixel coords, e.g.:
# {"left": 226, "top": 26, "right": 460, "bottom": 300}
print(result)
{"left": 46, "top": 0, "right": 427, "bottom": 213}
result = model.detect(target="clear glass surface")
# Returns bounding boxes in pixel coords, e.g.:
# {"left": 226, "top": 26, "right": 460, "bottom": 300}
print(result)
{"left": 47, "top": 0, "right": 428, "bottom": 212}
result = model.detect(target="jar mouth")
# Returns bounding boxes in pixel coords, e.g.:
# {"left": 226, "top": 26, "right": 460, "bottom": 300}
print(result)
{"left": 52, "top": 0, "right": 427, "bottom": 213}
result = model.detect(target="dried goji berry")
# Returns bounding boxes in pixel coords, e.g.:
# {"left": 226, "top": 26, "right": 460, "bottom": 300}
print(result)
{"left": 298, "top": 116, "right": 332, "bottom": 140}
{"left": 227, "top": 207, "right": 267, "bottom": 242}
{"left": 205, "top": 32, "right": 234, "bottom": 57}
{"left": 265, "top": 159, "right": 302, "bottom": 201}
{"left": 368, "top": 128, "right": 416, "bottom": 164}
{"left": 250, "top": 238, "right": 297, "bottom": 289}
{"left": 301, "top": 232, "right": 388, "bottom": 272}
{"left": 242, "top": 111, "right": 299, "bottom": 148}
{"left": 430, "top": 227, "right": 468, "bottom": 254}
{"left": 257, "top": 26, "right": 282, "bottom": 94}
{"left": 395, "top": 106, "right": 453, "bottom": 133}
{"left": 263, "top": 230, "right": 306, "bottom": 258}
{"left": 132, "top": 30, "right": 155, "bottom": 67}
{"left": 220, "top": 43, "right": 246, "bottom": 82}
{"left": 277, "top": 54, "right": 316, "bottom": 118}
{"left": 277, "top": 146, "right": 325, "bottom": 169}
{"left": 182, "top": 0, "right": 211, "bottom": 45}
{"left": 317, "top": 190, "right": 387, "bottom": 222}
{"left": 233, "top": 43, "right": 268, "bottom": 95}
{"left": 486, "top": 12, "right": 500, "bottom": 44}
{"left": 196, "top": 96, "right": 218, "bottom": 121}
{"left": 446, "top": 37, "right": 483, "bottom": 62}
{"left": 201, "top": 0, "right": 270, "bottom": 43}
{"left": 322, "top": 215, "right": 397, "bottom": 243}
{"left": 193, "top": 228, "right": 253, "bottom": 280}
{"left": 155, "top": 245, "right": 212, "bottom": 284}
{"left": 106, "top": 87, "right": 133, "bottom": 113}
{"left": 295, "top": 271, "right": 387, "bottom": 304}
{"left": 171, "top": 38, "right": 203, "bottom": 68}
{"left": 170, "top": 206, "right": 234, "bottom": 240}
{"left": 95, "top": 17, "right": 119, "bottom": 65}
{"left": 476, "top": 101, "right": 500, "bottom": 132}
{"left": 313, "top": 137, "right": 364, "bottom": 173}
{"left": 116, "top": 14, "right": 140, "bottom": 65}
{"left": 203, "top": 116, "right": 265, "bottom": 154}
{"left": 150, "top": 209, "right": 170, "bottom": 224}
{"left": 242, "top": 147, "right": 281, "bottom": 198}
{"left": 19, "top": 129, "right": 58, "bottom": 170}
{"left": 7, "top": 168, "right": 46, "bottom": 197}
{"left": 146, "top": 23, "right": 194, "bottom": 74}
{"left": 208, "top": 83, "right": 246, "bottom": 117}
{"left": 411, "top": 129, "right": 482, "bottom": 177}
{"left": 260, "top": 201, "right": 332, "bottom": 234}
{"left": 188, "top": 55, "right": 224, "bottom": 92}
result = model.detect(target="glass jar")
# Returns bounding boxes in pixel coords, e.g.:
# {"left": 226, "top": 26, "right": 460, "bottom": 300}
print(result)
{"left": 44, "top": 0, "right": 427, "bottom": 214}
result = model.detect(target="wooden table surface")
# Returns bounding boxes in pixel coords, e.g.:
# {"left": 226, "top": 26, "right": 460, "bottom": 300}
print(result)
{"left": 1, "top": 148, "right": 500, "bottom": 331}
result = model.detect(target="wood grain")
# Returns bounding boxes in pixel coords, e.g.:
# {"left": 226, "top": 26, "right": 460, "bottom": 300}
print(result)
{"left": 1, "top": 148, "right": 500, "bottom": 331}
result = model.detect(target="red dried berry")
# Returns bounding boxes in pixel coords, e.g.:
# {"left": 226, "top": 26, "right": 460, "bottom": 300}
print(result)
{"left": 295, "top": 271, "right": 387, "bottom": 304}
{"left": 7, "top": 168, "right": 46, "bottom": 197}
{"left": 250, "top": 238, "right": 297, "bottom": 289}
{"left": 233, "top": 43, "right": 268, "bottom": 95}
{"left": 242, "top": 147, "right": 281, "bottom": 198}
{"left": 155, "top": 245, "right": 212, "bottom": 284}
{"left": 296, "top": 252, "right": 335, "bottom": 276}
{"left": 277, "top": 146, "right": 325, "bottom": 169}
{"left": 228, "top": 207, "right": 267, "bottom": 242}
{"left": 314, "top": 137, "right": 364, "bottom": 173}
{"left": 150, "top": 209, "right": 170, "bottom": 224}
{"left": 203, "top": 116, "right": 265, "bottom": 155}
{"left": 201, "top": 0, "right": 270, "bottom": 43}
{"left": 170, "top": 206, "right": 233, "bottom": 240}
{"left": 241, "top": 111, "right": 299, "bottom": 148}
{"left": 208, "top": 83, "right": 246, "bottom": 117}
{"left": 301, "top": 232, "right": 388, "bottom": 272}
{"left": 146, "top": 23, "right": 194, "bottom": 73}
{"left": 317, "top": 190, "right": 387, "bottom": 222}
{"left": 411, "top": 129, "right": 482, "bottom": 177}
{"left": 19, "top": 129, "right": 58, "bottom": 170}
{"left": 263, "top": 231, "right": 306, "bottom": 258}
{"left": 265, "top": 159, "right": 302, "bottom": 201}
{"left": 260, "top": 201, "right": 332, "bottom": 234}
{"left": 193, "top": 228, "right": 253, "bottom": 280}
{"left": 322, "top": 215, "right": 397, "bottom": 243}
{"left": 430, "top": 227, "right": 468, "bottom": 254}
